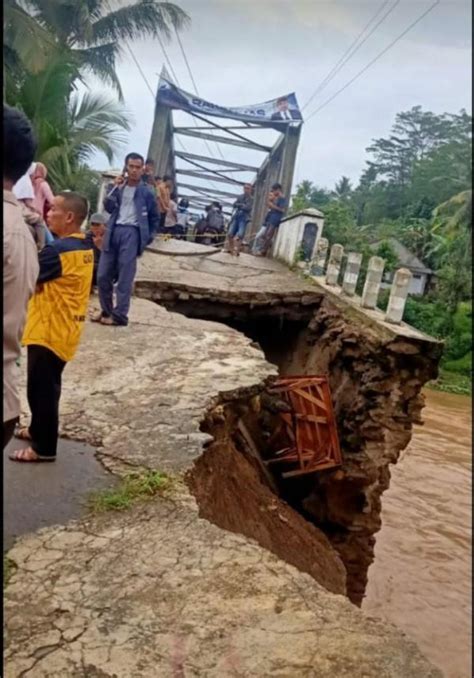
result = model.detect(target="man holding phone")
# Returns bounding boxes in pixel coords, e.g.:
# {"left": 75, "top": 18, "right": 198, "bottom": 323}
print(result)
{"left": 95, "top": 152, "right": 160, "bottom": 326}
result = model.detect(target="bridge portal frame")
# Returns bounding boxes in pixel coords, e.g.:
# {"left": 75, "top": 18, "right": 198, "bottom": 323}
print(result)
{"left": 146, "top": 85, "right": 302, "bottom": 238}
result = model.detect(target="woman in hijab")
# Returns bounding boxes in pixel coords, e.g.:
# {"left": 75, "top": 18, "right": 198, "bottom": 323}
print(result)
{"left": 31, "top": 162, "right": 55, "bottom": 221}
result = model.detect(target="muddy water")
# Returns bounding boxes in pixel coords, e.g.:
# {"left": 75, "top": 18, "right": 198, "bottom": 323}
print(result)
{"left": 363, "top": 390, "right": 472, "bottom": 678}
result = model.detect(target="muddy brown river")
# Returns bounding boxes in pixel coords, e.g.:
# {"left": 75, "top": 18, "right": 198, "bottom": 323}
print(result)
{"left": 363, "top": 389, "right": 472, "bottom": 678}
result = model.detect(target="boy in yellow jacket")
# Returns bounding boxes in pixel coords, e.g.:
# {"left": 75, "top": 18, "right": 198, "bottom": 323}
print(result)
{"left": 10, "top": 191, "right": 93, "bottom": 462}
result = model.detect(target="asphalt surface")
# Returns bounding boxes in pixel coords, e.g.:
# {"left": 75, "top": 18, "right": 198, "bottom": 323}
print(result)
{"left": 4, "top": 437, "right": 115, "bottom": 551}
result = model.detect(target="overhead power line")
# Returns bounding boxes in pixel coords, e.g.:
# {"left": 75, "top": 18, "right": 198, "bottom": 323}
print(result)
{"left": 174, "top": 27, "right": 227, "bottom": 161}
{"left": 125, "top": 42, "right": 189, "bottom": 154}
{"left": 302, "top": 0, "right": 399, "bottom": 111}
{"left": 305, "top": 0, "right": 440, "bottom": 122}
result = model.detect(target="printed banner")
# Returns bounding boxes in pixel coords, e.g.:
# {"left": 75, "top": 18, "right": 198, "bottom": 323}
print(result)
{"left": 157, "top": 77, "right": 303, "bottom": 124}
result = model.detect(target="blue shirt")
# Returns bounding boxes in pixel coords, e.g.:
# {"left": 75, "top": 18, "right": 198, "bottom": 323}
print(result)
{"left": 265, "top": 196, "right": 286, "bottom": 227}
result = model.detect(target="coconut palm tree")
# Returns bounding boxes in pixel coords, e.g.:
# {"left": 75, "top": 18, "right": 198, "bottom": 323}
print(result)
{"left": 4, "top": 0, "right": 190, "bottom": 97}
{"left": 333, "top": 176, "right": 352, "bottom": 201}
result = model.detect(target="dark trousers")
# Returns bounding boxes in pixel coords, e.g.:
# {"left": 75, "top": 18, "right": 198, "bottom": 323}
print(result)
{"left": 3, "top": 417, "right": 18, "bottom": 449}
{"left": 97, "top": 224, "right": 139, "bottom": 325}
{"left": 158, "top": 212, "right": 166, "bottom": 233}
{"left": 27, "top": 345, "right": 66, "bottom": 458}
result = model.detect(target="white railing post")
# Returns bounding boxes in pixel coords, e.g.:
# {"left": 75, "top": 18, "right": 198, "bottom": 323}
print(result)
{"left": 325, "top": 244, "right": 344, "bottom": 286}
{"left": 385, "top": 268, "right": 412, "bottom": 324}
{"left": 342, "top": 252, "right": 362, "bottom": 297}
{"left": 361, "top": 256, "right": 385, "bottom": 309}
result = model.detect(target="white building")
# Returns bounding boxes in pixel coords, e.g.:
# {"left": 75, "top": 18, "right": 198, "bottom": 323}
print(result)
{"left": 371, "top": 238, "right": 433, "bottom": 296}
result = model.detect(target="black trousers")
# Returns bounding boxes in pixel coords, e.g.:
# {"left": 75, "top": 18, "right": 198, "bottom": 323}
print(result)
{"left": 3, "top": 417, "right": 18, "bottom": 449}
{"left": 27, "top": 345, "right": 66, "bottom": 458}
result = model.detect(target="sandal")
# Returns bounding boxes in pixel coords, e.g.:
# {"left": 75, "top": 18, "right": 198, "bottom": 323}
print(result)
{"left": 14, "top": 426, "right": 32, "bottom": 441}
{"left": 90, "top": 311, "right": 106, "bottom": 323}
{"left": 9, "top": 447, "right": 56, "bottom": 463}
{"left": 99, "top": 316, "right": 124, "bottom": 326}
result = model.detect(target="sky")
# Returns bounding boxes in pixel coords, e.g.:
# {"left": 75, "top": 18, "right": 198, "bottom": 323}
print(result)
{"left": 88, "top": 0, "right": 472, "bottom": 196}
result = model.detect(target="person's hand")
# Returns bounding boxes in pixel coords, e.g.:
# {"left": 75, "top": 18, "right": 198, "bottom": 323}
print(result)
{"left": 114, "top": 175, "right": 125, "bottom": 186}
{"left": 92, "top": 232, "right": 104, "bottom": 251}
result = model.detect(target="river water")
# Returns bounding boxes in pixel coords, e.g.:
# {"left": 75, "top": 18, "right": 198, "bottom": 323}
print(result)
{"left": 363, "top": 390, "right": 472, "bottom": 678}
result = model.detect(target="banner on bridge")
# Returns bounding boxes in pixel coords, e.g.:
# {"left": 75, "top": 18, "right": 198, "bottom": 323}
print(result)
{"left": 157, "top": 76, "right": 303, "bottom": 124}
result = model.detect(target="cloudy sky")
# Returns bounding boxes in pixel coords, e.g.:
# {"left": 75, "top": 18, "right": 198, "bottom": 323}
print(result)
{"left": 89, "top": 0, "right": 471, "bottom": 195}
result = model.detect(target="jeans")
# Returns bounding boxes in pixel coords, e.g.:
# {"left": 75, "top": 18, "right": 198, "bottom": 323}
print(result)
{"left": 97, "top": 224, "right": 139, "bottom": 325}
{"left": 228, "top": 211, "right": 248, "bottom": 240}
{"left": 253, "top": 223, "right": 278, "bottom": 255}
{"left": 252, "top": 224, "right": 269, "bottom": 254}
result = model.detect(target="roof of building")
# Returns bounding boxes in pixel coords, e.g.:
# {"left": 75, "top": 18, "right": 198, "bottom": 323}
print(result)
{"left": 370, "top": 237, "right": 433, "bottom": 274}
{"left": 281, "top": 207, "right": 325, "bottom": 222}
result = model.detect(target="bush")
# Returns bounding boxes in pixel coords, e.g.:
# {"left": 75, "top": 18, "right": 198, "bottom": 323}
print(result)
{"left": 402, "top": 297, "right": 451, "bottom": 338}
{"left": 443, "top": 352, "right": 472, "bottom": 376}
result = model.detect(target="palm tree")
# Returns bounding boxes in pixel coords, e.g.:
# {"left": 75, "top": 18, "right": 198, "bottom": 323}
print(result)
{"left": 333, "top": 176, "right": 352, "bottom": 201}
{"left": 4, "top": 0, "right": 190, "bottom": 97}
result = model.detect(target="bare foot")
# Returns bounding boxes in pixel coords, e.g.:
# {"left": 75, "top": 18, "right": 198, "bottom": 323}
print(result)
{"left": 9, "top": 447, "right": 56, "bottom": 463}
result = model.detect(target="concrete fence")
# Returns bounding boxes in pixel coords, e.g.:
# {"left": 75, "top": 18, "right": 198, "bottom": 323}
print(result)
{"left": 308, "top": 243, "right": 412, "bottom": 325}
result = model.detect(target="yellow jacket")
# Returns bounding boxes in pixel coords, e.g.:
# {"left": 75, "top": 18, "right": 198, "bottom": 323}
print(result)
{"left": 22, "top": 233, "right": 93, "bottom": 362}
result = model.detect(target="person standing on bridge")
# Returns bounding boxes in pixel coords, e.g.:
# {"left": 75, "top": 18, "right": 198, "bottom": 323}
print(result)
{"left": 252, "top": 183, "right": 287, "bottom": 257}
{"left": 225, "top": 183, "right": 253, "bottom": 256}
{"left": 157, "top": 175, "right": 173, "bottom": 234}
{"left": 94, "top": 152, "right": 160, "bottom": 326}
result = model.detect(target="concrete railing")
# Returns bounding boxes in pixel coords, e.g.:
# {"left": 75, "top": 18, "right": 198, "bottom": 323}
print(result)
{"left": 308, "top": 241, "right": 412, "bottom": 325}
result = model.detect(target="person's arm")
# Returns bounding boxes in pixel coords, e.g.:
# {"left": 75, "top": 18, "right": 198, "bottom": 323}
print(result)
{"left": 36, "top": 245, "right": 62, "bottom": 285}
{"left": 42, "top": 181, "right": 55, "bottom": 207}
{"left": 103, "top": 177, "right": 123, "bottom": 213}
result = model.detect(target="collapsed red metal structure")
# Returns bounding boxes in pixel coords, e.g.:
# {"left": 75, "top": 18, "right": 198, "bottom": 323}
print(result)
{"left": 267, "top": 375, "right": 342, "bottom": 478}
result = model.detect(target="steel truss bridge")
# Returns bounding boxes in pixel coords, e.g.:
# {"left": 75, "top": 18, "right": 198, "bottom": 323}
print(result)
{"left": 146, "top": 79, "right": 302, "bottom": 239}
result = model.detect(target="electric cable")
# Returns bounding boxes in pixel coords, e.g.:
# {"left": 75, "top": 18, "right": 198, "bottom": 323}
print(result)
{"left": 305, "top": 1, "right": 440, "bottom": 122}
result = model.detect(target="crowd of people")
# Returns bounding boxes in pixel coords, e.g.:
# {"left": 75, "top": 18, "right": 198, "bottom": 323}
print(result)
{"left": 3, "top": 101, "right": 288, "bottom": 463}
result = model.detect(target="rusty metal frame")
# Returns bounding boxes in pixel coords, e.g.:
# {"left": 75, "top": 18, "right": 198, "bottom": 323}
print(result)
{"left": 266, "top": 375, "right": 342, "bottom": 478}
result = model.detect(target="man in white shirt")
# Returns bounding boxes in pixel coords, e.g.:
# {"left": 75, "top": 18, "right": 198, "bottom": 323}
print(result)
{"left": 3, "top": 105, "right": 40, "bottom": 447}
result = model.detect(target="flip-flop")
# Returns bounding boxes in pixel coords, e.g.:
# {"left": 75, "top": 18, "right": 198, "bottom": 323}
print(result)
{"left": 14, "top": 426, "right": 32, "bottom": 441}
{"left": 9, "top": 447, "right": 56, "bottom": 463}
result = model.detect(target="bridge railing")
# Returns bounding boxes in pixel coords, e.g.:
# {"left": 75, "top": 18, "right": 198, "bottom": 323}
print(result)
{"left": 305, "top": 238, "right": 412, "bottom": 325}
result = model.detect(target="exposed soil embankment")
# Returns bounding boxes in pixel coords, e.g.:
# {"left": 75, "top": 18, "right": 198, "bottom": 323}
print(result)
{"left": 136, "top": 269, "right": 442, "bottom": 605}
{"left": 188, "top": 399, "right": 347, "bottom": 596}
{"left": 5, "top": 295, "right": 443, "bottom": 677}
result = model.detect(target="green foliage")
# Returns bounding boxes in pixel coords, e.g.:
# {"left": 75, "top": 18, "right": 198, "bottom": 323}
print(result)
{"left": 5, "top": 0, "right": 188, "bottom": 195}
{"left": 294, "top": 105, "right": 472, "bottom": 391}
{"left": 373, "top": 241, "right": 398, "bottom": 272}
{"left": 443, "top": 302, "right": 472, "bottom": 362}
{"left": 427, "top": 369, "right": 472, "bottom": 396}
{"left": 5, "top": 0, "right": 190, "bottom": 98}
{"left": 89, "top": 471, "right": 171, "bottom": 513}
{"left": 291, "top": 180, "right": 332, "bottom": 213}
{"left": 402, "top": 298, "right": 452, "bottom": 338}
{"left": 443, "top": 353, "right": 472, "bottom": 377}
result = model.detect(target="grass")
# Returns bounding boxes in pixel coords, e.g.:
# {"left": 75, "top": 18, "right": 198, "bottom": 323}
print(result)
{"left": 88, "top": 471, "right": 171, "bottom": 513}
{"left": 4, "top": 557, "right": 17, "bottom": 589}
{"left": 426, "top": 369, "right": 472, "bottom": 397}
